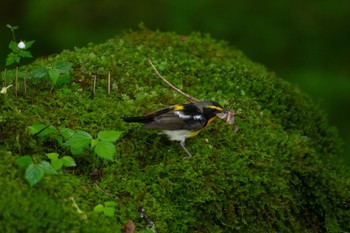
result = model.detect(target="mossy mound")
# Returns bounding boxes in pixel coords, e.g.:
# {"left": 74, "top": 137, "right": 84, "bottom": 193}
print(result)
{"left": 1, "top": 29, "right": 349, "bottom": 232}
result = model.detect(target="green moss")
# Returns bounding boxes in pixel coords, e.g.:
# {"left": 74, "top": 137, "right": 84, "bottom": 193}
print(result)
{"left": 0, "top": 29, "right": 349, "bottom": 232}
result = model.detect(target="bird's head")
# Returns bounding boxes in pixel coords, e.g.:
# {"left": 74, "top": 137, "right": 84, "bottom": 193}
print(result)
{"left": 198, "top": 100, "right": 225, "bottom": 119}
{"left": 199, "top": 100, "right": 239, "bottom": 131}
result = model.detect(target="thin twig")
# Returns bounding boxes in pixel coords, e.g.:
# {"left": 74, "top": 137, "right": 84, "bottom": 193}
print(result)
{"left": 23, "top": 78, "right": 27, "bottom": 96}
{"left": 90, "top": 74, "right": 97, "bottom": 99}
{"left": 93, "top": 74, "right": 97, "bottom": 94}
{"left": 147, "top": 58, "right": 198, "bottom": 103}
{"left": 108, "top": 71, "right": 111, "bottom": 95}
{"left": 4, "top": 68, "right": 7, "bottom": 86}
{"left": 15, "top": 66, "right": 18, "bottom": 99}
{"left": 94, "top": 183, "right": 119, "bottom": 200}
{"left": 69, "top": 196, "right": 88, "bottom": 220}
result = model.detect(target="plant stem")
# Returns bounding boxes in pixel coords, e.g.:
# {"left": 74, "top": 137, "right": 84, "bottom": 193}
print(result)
{"left": 69, "top": 196, "right": 88, "bottom": 220}
{"left": 11, "top": 28, "right": 16, "bottom": 42}
{"left": 108, "top": 71, "right": 111, "bottom": 95}
{"left": 3, "top": 68, "right": 7, "bottom": 86}
{"left": 15, "top": 66, "right": 18, "bottom": 98}
{"left": 24, "top": 78, "right": 27, "bottom": 96}
{"left": 94, "top": 74, "right": 97, "bottom": 94}
{"left": 94, "top": 183, "right": 119, "bottom": 200}
{"left": 16, "top": 134, "right": 21, "bottom": 154}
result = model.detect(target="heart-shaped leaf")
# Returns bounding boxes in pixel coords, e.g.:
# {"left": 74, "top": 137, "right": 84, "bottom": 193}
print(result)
{"left": 98, "top": 130, "right": 123, "bottom": 142}
{"left": 25, "top": 164, "right": 45, "bottom": 186}
{"left": 94, "top": 141, "right": 115, "bottom": 160}
{"left": 62, "top": 156, "right": 76, "bottom": 167}
{"left": 65, "top": 131, "right": 92, "bottom": 150}
{"left": 49, "top": 68, "right": 60, "bottom": 84}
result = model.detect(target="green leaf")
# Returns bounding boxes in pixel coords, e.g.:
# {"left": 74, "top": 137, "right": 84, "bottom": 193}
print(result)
{"left": 145, "top": 227, "right": 157, "bottom": 233}
{"left": 55, "top": 60, "right": 72, "bottom": 73}
{"left": 17, "top": 48, "right": 29, "bottom": 57}
{"left": 24, "top": 40, "right": 35, "bottom": 49}
{"left": 55, "top": 73, "right": 70, "bottom": 86}
{"left": 104, "top": 201, "right": 117, "bottom": 207}
{"left": 18, "top": 50, "right": 33, "bottom": 58}
{"left": 50, "top": 158, "right": 64, "bottom": 171}
{"left": 6, "top": 52, "right": 20, "bottom": 66}
{"left": 27, "top": 124, "right": 57, "bottom": 137}
{"left": 49, "top": 68, "right": 60, "bottom": 84}
{"left": 8, "top": 41, "right": 18, "bottom": 51}
{"left": 91, "top": 139, "right": 99, "bottom": 149}
{"left": 16, "top": 156, "right": 33, "bottom": 168}
{"left": 62, "top": 156, "right": 76, "bottom": 167}
{"left": 60, "top": 128, "right": 75, "bottom": 141}
{"left": 98, "top": 130, "right": 123, "bottom": 142}
{"left": 94, "top": 141, "right": 115, "bottom": 160}
{"left": 65, "top": 130, "right": 92, "bottom": 150}
{"left": 38, "top": 161, "right": 57, "bottom": 175}
{"left": 70, "top": 147, "right": 84, "bottom": 155}
{"left": 103, "top": 207, "right": 115, "bottom": 217}
{"left": 93, "top": 204, "right": 104, "bottom": 213}
{"left": 28, "top": 124, "right": 47, "bottom": 135}
{"left": 55, "top": 135, "right": 63, "bottom": 146}
{"left": 46, "top": 152, "right": 59, "bottom": 160}
{"left": 32, "top": 66, "right": 49, "bottom": 80}
{"left": 25, "top": 164, "right": 45, "bottom": 186}
{"left": 42, "top": 126, "right": 58, "bottom": 137}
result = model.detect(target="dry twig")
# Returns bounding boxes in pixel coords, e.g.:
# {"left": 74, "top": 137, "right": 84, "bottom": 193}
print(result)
{"left": 69, "top": 196, "right": 88, "bottom": 220}
{"left": 147, "top": 58, "right": 198, "bottom": 103}
{"left": 94, "top": 183, "right": 119, "bottom": 200}
{"left": 108, "top": 71, "right": 111, "bottom": 95}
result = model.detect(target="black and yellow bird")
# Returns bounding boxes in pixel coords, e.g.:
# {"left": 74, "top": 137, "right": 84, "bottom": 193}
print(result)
{"left": 123, "top": 100, "right": 228, "bottom": 157}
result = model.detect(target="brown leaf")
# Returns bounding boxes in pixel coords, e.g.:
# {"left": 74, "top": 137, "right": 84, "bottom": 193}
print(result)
{"left": 217, "top": 110, "right": 239, "bottom": 132}
{"left": 123, "top": 220, "right": 135, "bottom": 233}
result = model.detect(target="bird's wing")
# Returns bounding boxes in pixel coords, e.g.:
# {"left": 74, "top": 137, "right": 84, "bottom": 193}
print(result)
{"left": 145, "top": 105, "right": 207, "bottom": 130}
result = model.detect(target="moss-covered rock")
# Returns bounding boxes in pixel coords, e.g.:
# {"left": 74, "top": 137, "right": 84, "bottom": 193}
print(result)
{"left": 0, "top": 29, "right": 349, "bottom": 232}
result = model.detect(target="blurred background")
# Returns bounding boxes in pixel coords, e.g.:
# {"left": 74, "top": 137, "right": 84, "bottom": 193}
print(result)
{"left": 1, "top": 0, "right": 349, "bottom": 163}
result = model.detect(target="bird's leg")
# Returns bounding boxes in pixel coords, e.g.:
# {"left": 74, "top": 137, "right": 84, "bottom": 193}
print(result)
{"left": 180, "top": 139, "right": 192, "bottom": 158}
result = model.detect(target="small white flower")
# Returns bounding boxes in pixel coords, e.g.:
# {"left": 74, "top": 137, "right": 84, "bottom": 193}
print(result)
{"left": 18, "top": 41, "right": 26, "bottom": 49}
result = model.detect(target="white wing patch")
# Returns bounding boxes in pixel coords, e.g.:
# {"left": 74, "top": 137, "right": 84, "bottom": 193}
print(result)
{"left": 174, "top": 111, "right": 192, "bottom": 119}
{"left": 174, "top": 111, "right": 204, "bottom": 121}
{"left": 193, "top": 115, "right": 203, "bottom": 120}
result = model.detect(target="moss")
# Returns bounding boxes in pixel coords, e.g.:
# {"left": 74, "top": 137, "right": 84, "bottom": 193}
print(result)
{"left": 0, "top": 29, "right": 349, "bottom": 232}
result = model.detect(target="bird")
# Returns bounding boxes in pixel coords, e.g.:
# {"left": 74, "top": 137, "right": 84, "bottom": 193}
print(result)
{"left": 123, "top": 100, "right": 228, "bottom": 157}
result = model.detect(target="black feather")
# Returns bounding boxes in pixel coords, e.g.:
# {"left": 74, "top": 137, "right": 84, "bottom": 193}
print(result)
{"left": 122, "top": 116, "right": 153, "bottom": 123}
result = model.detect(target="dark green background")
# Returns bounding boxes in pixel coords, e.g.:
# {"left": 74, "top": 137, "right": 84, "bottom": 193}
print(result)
{"left": 1, "top": 0, "right": 349, "bottom": 162}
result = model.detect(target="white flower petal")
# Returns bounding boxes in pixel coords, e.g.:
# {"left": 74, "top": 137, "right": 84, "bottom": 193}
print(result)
{"left": 18, "top": 41, "right": 26, "bottom": 49}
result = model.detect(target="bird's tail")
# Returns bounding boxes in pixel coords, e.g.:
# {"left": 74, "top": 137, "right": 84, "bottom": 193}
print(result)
{"left": 122, "top": 116, "right": 153, "bottom": 123}
{"left": 123, "top": 106, "right": 173, "bottom": 124}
